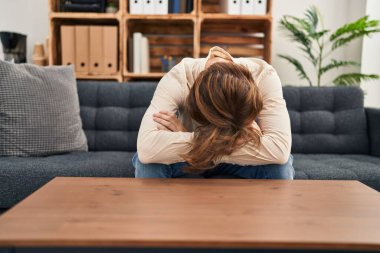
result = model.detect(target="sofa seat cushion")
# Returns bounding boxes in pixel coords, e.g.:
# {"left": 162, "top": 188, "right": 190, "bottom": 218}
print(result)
{"left": 293, "top": 154, "right": 380, "bottom": 191}
{"left": 0, "top": 151, "right": 135, "bottom": 208}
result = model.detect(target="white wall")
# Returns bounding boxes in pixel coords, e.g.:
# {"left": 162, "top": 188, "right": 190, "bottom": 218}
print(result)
{"left": 0, "top": 0, "right": 49, "bottom": 63}
{"left": 272, "top": 0, "right": 366, "bottom": 86}
{"left": 361, "top": 0, "right": 380, "bottom": 108}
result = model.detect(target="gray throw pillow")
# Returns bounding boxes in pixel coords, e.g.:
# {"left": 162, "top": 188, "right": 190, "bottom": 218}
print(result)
{"left": 0, "top": 60, "right": 88, "bottom": 156}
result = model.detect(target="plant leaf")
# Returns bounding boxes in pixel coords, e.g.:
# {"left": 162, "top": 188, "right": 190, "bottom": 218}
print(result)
{"left": 332, "top": 29, "right": 380, "bottom": 49}
{"left": 278, "top": 54, "right": 313, "bottom": 86}
{"left": 320, "top": 60, "right": 360, "bottom": 74}
{"left": 306, "top": 6, "right": 319, "bottom": 30}
{"left": 311, "top": 29, "right": 329, "bottom": 40}
{"left": 279, "top": 16, "right": 311, "bottom": 47}
{"left": 331, "top": 16, "right": 370, "bottom": 40}
{"left": 332, "top": 73, "right": 379, "bottom": 86}
{"left": 301, "top": 6, "right": 329, "bottom": 40}
{"left": 298, "top": 46, "right": 318, "bottom": 66}
{"left": 279, "top": 16, "right": 317, "bottom": 66}
{"left": 330, "top": 16, "right": 380, "bottom": 50}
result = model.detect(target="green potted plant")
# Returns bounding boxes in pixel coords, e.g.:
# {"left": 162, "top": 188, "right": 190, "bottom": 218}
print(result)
{"left": 278, "top": 6, "right": 380, "bottom": 87}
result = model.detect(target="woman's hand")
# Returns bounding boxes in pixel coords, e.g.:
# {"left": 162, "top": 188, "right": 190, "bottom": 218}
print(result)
{"left": 153, "top": 111, "right": 187, "bottom": 132}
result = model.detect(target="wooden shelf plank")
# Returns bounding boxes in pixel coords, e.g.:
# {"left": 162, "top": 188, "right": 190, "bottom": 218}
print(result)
{"left": 126, "top": 14, "right": 195, "bottom": 20}
{"left": 125, "top": 73, "right": 165, "bottom": 79}
{"left": 200, "top": 13, "right": 271, "bottom": 21}
{"left": 76, "top": 73, "right": 122, "bottom": 81}
{"left": 50, "top": 12, "right": 120, "bottom": 20}
{"left": 201, "top": 35, "right": 264, "bottom": 45}
{"left": 200, "top": 45, "right": 264, "bottom": 57}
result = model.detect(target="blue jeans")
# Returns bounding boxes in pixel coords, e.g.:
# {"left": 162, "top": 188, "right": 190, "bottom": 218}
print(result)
{"left": 133, "top": 153, "right": 295, "bottom": 179}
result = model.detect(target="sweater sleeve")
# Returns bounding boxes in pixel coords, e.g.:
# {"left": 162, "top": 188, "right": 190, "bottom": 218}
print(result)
{"left": 220, "top": 67, "right": 292, "bottom": 165}
{"left": 136, "top": 60, "right": 194, "bottom": 164}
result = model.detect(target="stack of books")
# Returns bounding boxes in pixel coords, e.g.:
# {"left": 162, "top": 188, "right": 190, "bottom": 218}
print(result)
{"left": 129, "top": 0, "right": 193, "bottom": 14}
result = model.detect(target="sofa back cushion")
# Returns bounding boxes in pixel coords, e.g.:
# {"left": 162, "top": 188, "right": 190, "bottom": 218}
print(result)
{"left": 283, "top": 86, "right": 369, "bottom": 154}
{"left": 78, "top": 82, "right": 369, "bottom": 154}
{"left": 78, "top": 81, "right": 156, "bottom": 152}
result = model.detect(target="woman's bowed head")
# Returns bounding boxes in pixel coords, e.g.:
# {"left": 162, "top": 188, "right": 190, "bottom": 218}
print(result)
{"left": 154, "top": 62, "right": 264, "bottom": 173}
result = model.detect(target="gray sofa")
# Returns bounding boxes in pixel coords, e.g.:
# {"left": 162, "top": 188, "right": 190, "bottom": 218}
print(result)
{"left": 1, "top": 81, "right": 380, "bottom": 210}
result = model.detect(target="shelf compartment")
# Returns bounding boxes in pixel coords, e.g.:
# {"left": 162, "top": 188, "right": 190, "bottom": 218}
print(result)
{"left": 49, "top": 19, "right": 122, "bottom": 81}
{"left": 125, "top": 19, "right": 195, "bottom": 76}
{"left": 200, "top": 19, "right": 270, "bottom": 61}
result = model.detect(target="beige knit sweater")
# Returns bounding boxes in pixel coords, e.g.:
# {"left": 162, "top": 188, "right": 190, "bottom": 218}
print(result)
{"left": 137, "top": 46, "right": 291, "bottom": 165}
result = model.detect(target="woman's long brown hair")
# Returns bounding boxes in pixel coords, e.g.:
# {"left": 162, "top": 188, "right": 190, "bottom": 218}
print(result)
{"left": 182, "top": 62, "right": 263, "bottom": 173}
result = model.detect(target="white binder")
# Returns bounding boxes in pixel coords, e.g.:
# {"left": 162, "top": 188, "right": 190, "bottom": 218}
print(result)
{"left": 141, "top": 36, "right": 150, "bottom": 73}
{"left": 241, "top": 0, "right": 254, "bottom": 15}
{"left": 133, "top": 32, "right": 142, "bottom": 73}
{"left": 143, "top": 0, "right": 155, "bottom": 14}
{"left": 221, "top": 0, "right": 240, "bottom": 15}
{"left": 155, "top": 0, "right": 168, "bottom": 14}
{"left": 252, "top": 0, "right": 267, "bottom": 15}
{"left": 129, "top": 0, "right": 143, "bottom": 14}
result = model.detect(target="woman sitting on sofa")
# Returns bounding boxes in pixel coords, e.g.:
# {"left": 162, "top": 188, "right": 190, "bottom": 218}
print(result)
{"left": 132, "top": 46, "right": 294, "bottom": 179}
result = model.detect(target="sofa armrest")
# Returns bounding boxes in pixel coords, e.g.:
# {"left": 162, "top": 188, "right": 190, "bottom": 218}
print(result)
{"left": 366, "top": 108, "right": 380, "bottom": 157}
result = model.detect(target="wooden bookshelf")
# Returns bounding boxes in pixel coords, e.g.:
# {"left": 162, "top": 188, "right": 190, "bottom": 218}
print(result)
{"left": 48, "top": 0, "right": 272, "bottom": 82}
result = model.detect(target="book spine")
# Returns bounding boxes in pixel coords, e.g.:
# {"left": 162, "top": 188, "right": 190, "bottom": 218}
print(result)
{"left": 172, "top": 0, "right": 181, "bottom": 13}
{"left": 186, "top": 0, "right": 193, "bottom": 13}
{"left": 168, "top": 0, "right": 173, "bottom": 13}
{"left": 180, "top": 0, "right": 186, "bottom": 13}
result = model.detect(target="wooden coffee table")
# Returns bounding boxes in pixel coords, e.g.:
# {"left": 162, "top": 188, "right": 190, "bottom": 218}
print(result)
{"left": 0, "top": 178, "right": 379, "bottom": 252}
